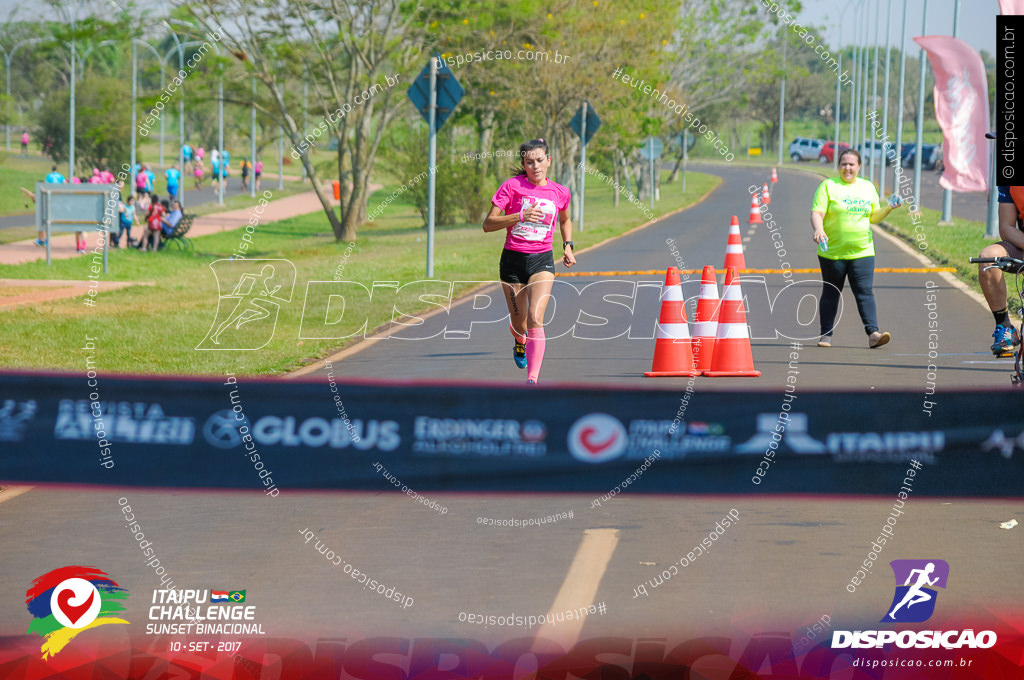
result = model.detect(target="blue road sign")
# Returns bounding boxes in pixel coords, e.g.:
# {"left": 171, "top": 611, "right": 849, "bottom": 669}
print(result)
{"left": 408, "top": 56, "right": 464, "bottom": 130}
{"left": 570, "top": 102, "right": 601, "bottom": 145}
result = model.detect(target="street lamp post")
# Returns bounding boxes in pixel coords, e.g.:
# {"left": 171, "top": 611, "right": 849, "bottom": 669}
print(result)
{"left": 939, "top": 0, "right": 961, "bottom": 224}
{"left": 912, "top": 0, "right": 929, "bottom": 211}
{"left": 1, "top": 38, "right": 45, "bottom": 152}
{"left": 880, "top": 0, "right": 893, "bottom": 198}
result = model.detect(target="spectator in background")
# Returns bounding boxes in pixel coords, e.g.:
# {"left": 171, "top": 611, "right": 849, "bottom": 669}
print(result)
{"left": 194, "top": 157, "right": 205, "bottom": 189}
{"left": 145, "top": 166, "right": 155, "bottom": 195}
{"left": 88, "top": 168, "right": 103, "bottom": 184}
{"left": 114, "top": 194, "right": 137, "bottom": 248}
{"left": 160, "top": 199, "right": 183, "bottom": 242}
{"left": 221, "top": 149, "right": 231, "bottom": 180}
{"left": 211, "top": 150, "right": 222, "bottom": 194}
{"left": 136, "top": 164, "right": 150, "bottom": 198}
{"left": 140, "top": 193, "right": 165, "bottom": 252}
{"left": 254, "top": 159, "right": 263, "bottom": 191}
{"left": 38, "top": 166, "right": 65, "bottom": 245}
{"left": 240, "top": 158, "right": 250, "bottom": 191}
{"left": 165, "top": 166, "right": 181, "bottom": 200}
{"left": 100, "top": 166, "right": 115, "bottom": 184}
{"left": 183, "top": 143, "right": 193, "bottom": 170}
{"left": 21, "top": 131, "right": 29, "bottom": 156}
{"left": 196, "top": 146, "right": 205, "bottom": 163}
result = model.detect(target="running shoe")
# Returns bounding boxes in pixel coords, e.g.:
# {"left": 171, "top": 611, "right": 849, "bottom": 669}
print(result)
{"left": 513, "top": 340, "right": 527, "bottom": 369}
{"left": 527, "top": 378, "right": 536, "bottom": 384}
{"left": 35, "top": 238, "right": 46, "bottom": 247}
{"left": 991, "top": 324, "right": 1021, "bottom": 357}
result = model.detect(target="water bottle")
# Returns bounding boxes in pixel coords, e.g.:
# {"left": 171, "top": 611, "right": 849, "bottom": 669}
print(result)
{"left": 887, "top": 193, "right": 903, "bottom": 208}
{"left": 818, "top": 236, "right": 828, "bottom": 253}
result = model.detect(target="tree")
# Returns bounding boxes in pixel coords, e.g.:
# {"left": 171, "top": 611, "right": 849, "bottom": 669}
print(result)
{"left": 37, "top": 76, "right": 131, "bottom": 171}
{"left": 186, "top": 0, "right": 426, "bottom": 242}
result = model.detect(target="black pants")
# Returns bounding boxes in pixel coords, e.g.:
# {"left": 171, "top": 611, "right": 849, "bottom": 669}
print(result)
{"left": 818, "top": 255, "right": 878, "bottom": 336}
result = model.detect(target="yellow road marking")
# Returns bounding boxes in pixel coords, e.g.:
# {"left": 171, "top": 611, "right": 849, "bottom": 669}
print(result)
{"left": 533, "top": 528, "right": 619, "bottom": 650}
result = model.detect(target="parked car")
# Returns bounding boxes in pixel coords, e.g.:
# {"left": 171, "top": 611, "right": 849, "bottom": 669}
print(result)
{"left": 858, "top": 140, "right": 899, "bottom": 166}
{"left": 818, "top": 141, "right": 851, "bottom": 164}
{"left": 900, "top": 143, "right": 942, "bottom": 170}
{"left": 788, "top": 137, "right": 825, "bottom": 162}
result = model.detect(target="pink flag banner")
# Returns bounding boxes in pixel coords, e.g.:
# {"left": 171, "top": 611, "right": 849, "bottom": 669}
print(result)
{"left": 914, "top": 36, "right": 989, "bottom": 193}
{"left": 999, "top": 0, "right": 1024, "bottom": 14}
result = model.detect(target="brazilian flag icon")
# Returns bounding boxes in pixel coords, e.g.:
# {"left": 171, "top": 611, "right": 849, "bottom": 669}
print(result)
{"left": 229, "top": 590, "right": 246, "bottom": 603}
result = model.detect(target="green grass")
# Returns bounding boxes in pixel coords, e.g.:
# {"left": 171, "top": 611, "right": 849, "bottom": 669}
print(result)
{"left": 0, "top": 169, "right": 719, "bottom": 375}
{"left": 879, "top": 206, "right": 995, "bottom": 299}
{"left": 0, "top": 153, "right": 55, "bottom": 217}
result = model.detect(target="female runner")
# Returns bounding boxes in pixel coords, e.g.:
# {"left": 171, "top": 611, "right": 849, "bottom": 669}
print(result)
{"left": 483, "top": 139, "right": 575, "bottom": 384}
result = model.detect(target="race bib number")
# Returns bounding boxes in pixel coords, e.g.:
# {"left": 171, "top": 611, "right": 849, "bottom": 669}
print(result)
{"left": 511, "top": 198, "right": 556, "bottom": 241}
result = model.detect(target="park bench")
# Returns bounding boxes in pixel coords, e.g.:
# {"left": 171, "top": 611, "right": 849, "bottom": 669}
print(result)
{"left": 162, "top": 213, "right": 196, "bottom": 251}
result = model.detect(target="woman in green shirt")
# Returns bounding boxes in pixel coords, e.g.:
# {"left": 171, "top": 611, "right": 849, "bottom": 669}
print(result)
{"left": 810, "top": 149, "right": 903, "bottom": 348}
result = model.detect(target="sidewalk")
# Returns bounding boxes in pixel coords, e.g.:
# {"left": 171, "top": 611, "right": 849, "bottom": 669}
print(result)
{"left": 0, "top": 188, "right": 339, "bottom": 266}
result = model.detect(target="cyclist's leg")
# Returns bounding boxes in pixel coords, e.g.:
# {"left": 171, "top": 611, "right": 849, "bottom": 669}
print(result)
{"left": 818, "top": 255, "right": 848, "bottom": 339}
{"left": 979, "top": 242, "right": 1011, "bottom": 315}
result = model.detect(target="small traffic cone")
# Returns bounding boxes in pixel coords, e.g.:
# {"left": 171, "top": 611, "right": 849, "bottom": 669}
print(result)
{"left": 771, "top": 167, "right": 779, "bottom": 183}
{"left": 723, "top": 215, "right": 747, "bottom": 271}
{"left": 762, "top": 183, "right": 771, "bottom": 205}
{"left": 747, "top": 193, "right": 763, "bottom": 224}
{"left": 692, "top": 265, "right": 720, "bottom": 374}
{"left": 644, "top": 267, "right": 699, "bottom": 377}
{"left": 703, "top": 267, "right": 761, "bottom": 377}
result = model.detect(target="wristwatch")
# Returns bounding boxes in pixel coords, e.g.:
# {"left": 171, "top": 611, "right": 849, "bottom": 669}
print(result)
{"left": 563, "top": 241, "right": 575, "bottom": 250}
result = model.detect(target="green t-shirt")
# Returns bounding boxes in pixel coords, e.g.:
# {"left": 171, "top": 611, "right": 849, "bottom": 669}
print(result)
{"left": 811, "top": 177, "right": 879, "bottom": 260}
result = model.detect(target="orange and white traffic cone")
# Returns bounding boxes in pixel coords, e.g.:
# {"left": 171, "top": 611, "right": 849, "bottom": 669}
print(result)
{"left": 762, "top": 183, "right": 771, "bottom": 205}
{"left": 723, "top": 215, "right": 747, "bottom": 271}
{"left": 692, "top": 265, "right": 719, "bottom": 374}
{"left": 747, "top": 193, "right": 762, "bottom": 224}
{"left": 770, "top": 167, "right": 779, "bottom": 183}
{"left": 644, "top": 267, "right": 698, "bottom": 377}
{"left": 703, "top": 267, "right": 760, "bottom": 377}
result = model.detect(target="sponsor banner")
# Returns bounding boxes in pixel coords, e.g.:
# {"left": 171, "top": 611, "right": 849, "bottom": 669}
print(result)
{"left": 1, "top": 373, "right": 1023, "bottom": 496}
{"left": 0, "top": 616, "right": 1021, "bottom": 680}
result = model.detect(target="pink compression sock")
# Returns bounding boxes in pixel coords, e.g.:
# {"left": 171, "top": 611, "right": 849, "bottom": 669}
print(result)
{"left": 526, "top": 327, "right": 546, "bottom": 382}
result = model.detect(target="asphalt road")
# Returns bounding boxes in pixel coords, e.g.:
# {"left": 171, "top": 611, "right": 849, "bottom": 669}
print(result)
{"left": 313, "top": 162, "right": 1004, "bottom": 390}
{"left": 0, "top": 163, "right": 1018, "bottom": 678}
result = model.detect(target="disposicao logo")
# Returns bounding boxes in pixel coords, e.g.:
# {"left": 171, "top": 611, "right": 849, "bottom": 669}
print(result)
{"left": 832, "top": 559, "right": 997, "bottom": 650}
{"left": 25, "top": 566, "right": 129, "bottom": 659}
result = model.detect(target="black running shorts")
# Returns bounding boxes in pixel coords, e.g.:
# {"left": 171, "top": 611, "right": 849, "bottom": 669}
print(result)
{"left": 499, "top": 248, "right": 555, "bottom": 284}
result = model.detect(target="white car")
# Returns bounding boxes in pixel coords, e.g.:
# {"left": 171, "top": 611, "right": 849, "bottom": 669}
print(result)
{"left": 788, "top": 137, "right": 825, "bottom": 162}
{"left": 858, "top": 140, "right": 899, "bottom": 166}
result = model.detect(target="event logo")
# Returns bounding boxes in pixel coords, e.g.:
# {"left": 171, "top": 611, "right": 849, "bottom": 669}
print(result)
{"left": 568, "top": 413, "right": 628, "bottom": 463}
{"left": 197, "top": 259, "right": 296, "bottom": 350}
{"left": 882, "top": 559, "right": 949, "bottom": 623}
{"left": 25, "top": 566, "right": 129, "bottom": 659}
{"left": 832, "top": 558, "right": 994, "bottom": 650}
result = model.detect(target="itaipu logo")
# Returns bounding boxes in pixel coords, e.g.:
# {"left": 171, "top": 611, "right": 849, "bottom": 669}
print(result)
{"left": 882, "top": 559, "right": 948, "bottom": 623}
{"left": 25, "top": 566, "right": 129, "bottom": 659}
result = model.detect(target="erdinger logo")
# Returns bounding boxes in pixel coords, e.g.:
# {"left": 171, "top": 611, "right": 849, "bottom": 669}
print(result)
{"left": 882, "top": 559, "right": 948, "bottom": 623}
{"left": 833, "top": 559, "right": 998, "bottom": 650}
{"left": 568, "top": 414, "right": 627, "bottom": 463}
{"left": 25, "top": 566, "right": 129, "bottom": 659}
{"left": 197, "top": 259, "right": 296, "bottom": 350}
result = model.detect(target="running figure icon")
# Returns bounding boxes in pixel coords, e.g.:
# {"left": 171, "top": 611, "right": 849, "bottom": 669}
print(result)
{"left": 888, "top": 562, "right": 939, "bottom": 619}
{"left": 197, "top": 259, "right": 297, "bottom": 351}
{"left": 211, "top": 264, "right": 282, "bottom": 344}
